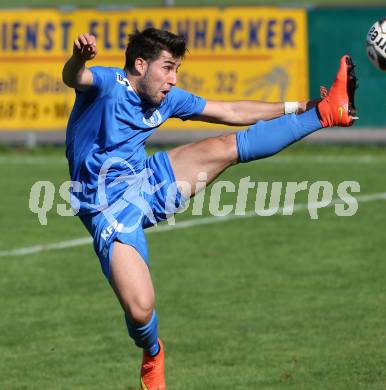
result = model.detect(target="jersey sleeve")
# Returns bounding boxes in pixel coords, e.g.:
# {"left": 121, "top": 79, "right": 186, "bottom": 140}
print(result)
{"left": 88, "top": 66, "right": 116, "bottom": 96}
{"left": 168, "top": 87, "right": 206, "bottom": 121}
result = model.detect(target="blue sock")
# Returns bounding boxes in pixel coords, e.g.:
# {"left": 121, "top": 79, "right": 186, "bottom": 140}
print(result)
{"left": 125, "top": 310, "right": 160, "bottom": 356}
{"left": 236, "top": 108, "right": 322, "bottom": 163}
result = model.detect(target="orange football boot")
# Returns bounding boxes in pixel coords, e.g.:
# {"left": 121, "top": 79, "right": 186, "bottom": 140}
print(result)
{"left": 317, "top": 55, "right": 358, "bottom": 127}
{"left": 140, "top": 339, "right": 166, "bottom": 390}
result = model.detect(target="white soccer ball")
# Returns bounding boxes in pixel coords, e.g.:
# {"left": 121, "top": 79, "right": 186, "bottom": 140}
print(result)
{"left": 366, "top": 18, "right": 386, "bottom": 71}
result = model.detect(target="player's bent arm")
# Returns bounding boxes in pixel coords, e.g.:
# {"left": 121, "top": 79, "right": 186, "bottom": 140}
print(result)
{"left": 191, "top": 100, "right": 307, "bottom": 126}
{"left": 62, "top": 56, "right": 93, "bottom": 91}
{"left": 62, "top": 33, "right": 97, "bottom": 91}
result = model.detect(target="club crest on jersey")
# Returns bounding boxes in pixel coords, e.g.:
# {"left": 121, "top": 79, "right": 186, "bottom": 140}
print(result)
{"left": 142, "top": 108, "right": 162, "bottom": 127}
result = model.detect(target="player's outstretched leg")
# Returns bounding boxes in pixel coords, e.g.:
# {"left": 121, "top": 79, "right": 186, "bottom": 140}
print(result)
{"left": 169, "top": 55, "right": 358, "bottom": 197}
{"left": 237, "top": 54, "right": 358, "bottom": 163}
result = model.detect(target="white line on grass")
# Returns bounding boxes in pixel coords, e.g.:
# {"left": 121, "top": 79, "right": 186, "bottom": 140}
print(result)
{"left": 0, "top": 156, "right": 67, "bottom": 165}
{"left": 1, "top": 192, "right": 385, "bottom": 258}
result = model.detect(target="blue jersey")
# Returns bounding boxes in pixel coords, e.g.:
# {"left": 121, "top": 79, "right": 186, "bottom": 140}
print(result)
{"left": 65, "top": 66, "right": 206, "bottom": 215}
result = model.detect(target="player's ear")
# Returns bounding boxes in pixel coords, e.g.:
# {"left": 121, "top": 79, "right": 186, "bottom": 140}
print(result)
{"left": 134, "top": 57, "right": 147, "bottom": 76}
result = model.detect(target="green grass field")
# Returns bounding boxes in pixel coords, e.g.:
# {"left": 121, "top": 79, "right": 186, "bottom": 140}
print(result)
{"left": 1, "top": 144, "right": 386, "bottom": 389}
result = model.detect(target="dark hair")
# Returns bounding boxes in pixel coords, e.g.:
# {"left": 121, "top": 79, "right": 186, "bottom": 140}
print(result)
{"left": 124, "top": 28, "right": 187, "bottom": 72}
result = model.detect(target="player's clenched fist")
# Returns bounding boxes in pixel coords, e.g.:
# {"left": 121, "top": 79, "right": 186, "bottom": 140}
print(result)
{"left": 73, "top": 33, "right": 97, "bottom": 61}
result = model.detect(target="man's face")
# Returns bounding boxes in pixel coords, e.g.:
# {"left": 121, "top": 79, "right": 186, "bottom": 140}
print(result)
{"left": 137, "top": 51, "right": 181, "bottom": 106}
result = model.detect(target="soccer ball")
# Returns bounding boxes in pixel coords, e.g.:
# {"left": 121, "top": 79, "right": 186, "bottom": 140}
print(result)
{"left": 366, "top": 18, "right": 386, "bottom": 71}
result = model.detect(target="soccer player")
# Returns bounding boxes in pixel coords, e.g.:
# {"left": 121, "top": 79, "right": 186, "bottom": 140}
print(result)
{"left": 62, "top": 28, "right": 357, "bottom": 389}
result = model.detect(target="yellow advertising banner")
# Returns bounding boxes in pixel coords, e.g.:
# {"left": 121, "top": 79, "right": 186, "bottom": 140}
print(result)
{"left": 0, "top": 7, "right": 308, "bottom": 131}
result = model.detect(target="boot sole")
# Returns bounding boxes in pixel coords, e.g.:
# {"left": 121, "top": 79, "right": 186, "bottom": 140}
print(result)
{"left": 346, "top": 56, "right": 358, "bottom": 118}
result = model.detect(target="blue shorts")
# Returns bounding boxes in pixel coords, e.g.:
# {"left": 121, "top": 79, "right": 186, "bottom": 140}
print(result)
{"left": 79, "top": 151, "right": 184, "bottom": 280}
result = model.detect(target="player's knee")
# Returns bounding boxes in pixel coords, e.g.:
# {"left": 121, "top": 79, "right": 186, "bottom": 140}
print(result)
{"left": 125, "top": 297, "right": 155, "bottom": 326}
